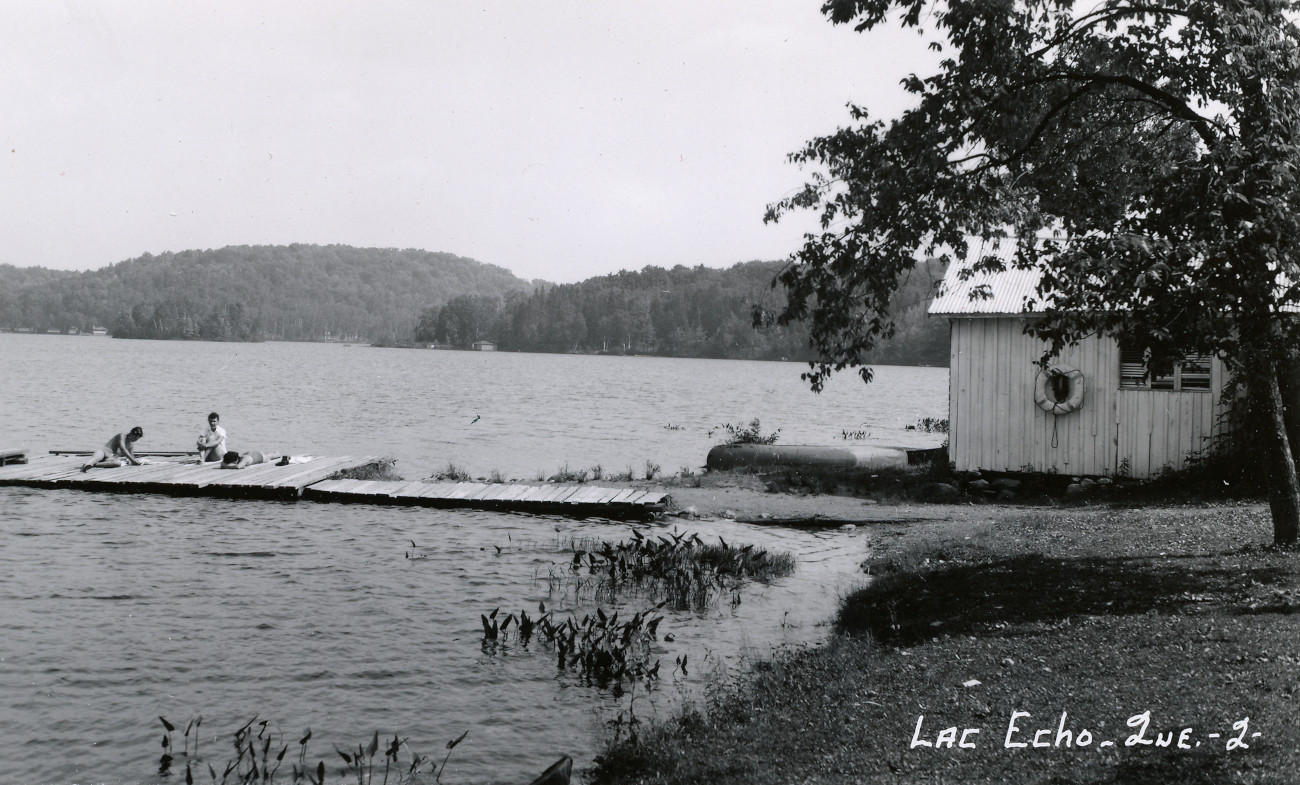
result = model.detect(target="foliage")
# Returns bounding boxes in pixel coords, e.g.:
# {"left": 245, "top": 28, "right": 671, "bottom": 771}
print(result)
{"left": 911, "top": 417, "right": 949, "bottom": 434}
{"left": 0, "top": 244, "right": 531, "bottom": 344}
{"left": 548, "top": 464, "right": 590, "bottom": 483}
{"left": 154, "top": 715, "right": 456, "bottom": 784}
{"left": 0, "top": 251, "right": 949, "bottom": 366}
{"left": 429, "top": 463, "right": 470, "bottom": 482}
{"left": 553, "top": 530, "right": 797, "bottom": 612}
{"left": 709, "top": 419, "right": 780, "bottom": 446}
{"left": 480, "top": 603, "right": 667, "bottom": 689}
{"left": 412, "top": 259, "right": 949, "bottom": 364}
{"left": 766, "top": 0, "right": 1300, "bottom": 544}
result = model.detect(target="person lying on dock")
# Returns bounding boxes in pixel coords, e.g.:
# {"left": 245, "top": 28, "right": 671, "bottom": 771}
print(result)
{"left": 81, "top": 427, "right": 145, "bottom": 471}
{"left": 219, "top": 450, "right": 289, "bottom": 469}
{"left": 196, "top": 412, "right": 227, "bottom": 462}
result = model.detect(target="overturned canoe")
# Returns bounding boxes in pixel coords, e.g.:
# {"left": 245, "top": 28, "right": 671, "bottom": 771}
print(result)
{"left": 706, "top": 443, "right": 911, "bottom": 471}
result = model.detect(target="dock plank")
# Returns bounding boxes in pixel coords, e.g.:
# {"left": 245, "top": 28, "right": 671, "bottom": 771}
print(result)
{"left": 607, "top": 488, "right": 640, "bottom": 504}
{"left": 414, "top": 482, "right": 462, "bottom": 499}
{"left": 447, "top": 483, "right": 488, "bottom": 500}
{"left": 549, "top": 486, "right": 585, "bottom": 503}
{"left": 564, "top": 486, "right": 604, "bottom": 505}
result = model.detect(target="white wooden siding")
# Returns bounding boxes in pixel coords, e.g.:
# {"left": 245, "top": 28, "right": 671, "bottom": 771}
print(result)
{"left": 948, "top": 318, "right": 1228, "bottom": 478}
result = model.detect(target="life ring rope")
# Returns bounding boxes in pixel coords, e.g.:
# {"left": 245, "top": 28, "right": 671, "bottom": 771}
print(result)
{"left": 1034, "top": 366, "right": 1085, "bottom": 415}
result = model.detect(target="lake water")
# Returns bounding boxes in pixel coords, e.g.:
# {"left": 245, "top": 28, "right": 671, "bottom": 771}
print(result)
{"left": 0, "top": 334, "right": 947, "bottom": 785}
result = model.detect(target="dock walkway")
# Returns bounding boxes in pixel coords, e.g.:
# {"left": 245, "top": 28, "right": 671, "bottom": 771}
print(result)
{"left": 0, "top": 453, "right": 379, "bottom": 500}
{"left": 306, "top": 478, "right": 667, "bottom": 518}
{"left": 0, "top": 451, "right": 668, "bottom": 518}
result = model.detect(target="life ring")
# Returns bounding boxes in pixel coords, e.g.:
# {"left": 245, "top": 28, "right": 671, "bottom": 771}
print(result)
{"left": 1034, "top": 366, "right": 1085, "bottom": 414}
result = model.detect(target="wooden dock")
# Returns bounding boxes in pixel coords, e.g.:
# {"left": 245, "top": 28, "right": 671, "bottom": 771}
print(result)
{"left": 304, "top": 479, "right": 668, "bottom": 518}
{"left": 0, "top": 453, "right": 380, "bottom": 501}
{"left": 0, "top": 451, "right": 669, "bottom": 518}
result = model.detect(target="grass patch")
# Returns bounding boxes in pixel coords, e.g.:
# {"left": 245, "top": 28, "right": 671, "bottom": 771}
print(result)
{"left": 430, "top": 462, "right": 470, "bottom": 481}
{"left": 550, "top": 463, "right": 590, "bottom": 483}
{"left": 328, "top": 457, "right": 402, "bottom": 482}
{"left": 589, "top": 504, "right": 1300, "bottom": 784}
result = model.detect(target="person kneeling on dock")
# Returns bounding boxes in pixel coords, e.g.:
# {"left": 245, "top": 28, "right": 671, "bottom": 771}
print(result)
{"left": 219, "top": 450, "right": 288, "bottom": 469}
{"left": 81, "top": 427, "right": 145, "bottom": 471}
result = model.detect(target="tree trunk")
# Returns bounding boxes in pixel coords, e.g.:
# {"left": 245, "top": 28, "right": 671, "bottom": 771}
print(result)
{"left": 1253, "top": 364, "right": 1300, "bottom": 546}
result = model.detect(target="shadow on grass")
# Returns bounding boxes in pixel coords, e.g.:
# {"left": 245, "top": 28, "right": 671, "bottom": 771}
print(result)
{"left": 837, "top": 554, "right": 1288, "bottom": 646}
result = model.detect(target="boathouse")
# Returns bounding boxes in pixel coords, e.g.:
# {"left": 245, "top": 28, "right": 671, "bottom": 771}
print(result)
{"left": 928, "top": 255, "right": 1230, "bottom": 478}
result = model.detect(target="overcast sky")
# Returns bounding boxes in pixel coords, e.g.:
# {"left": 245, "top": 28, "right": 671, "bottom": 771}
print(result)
{"left": 3, "top": 1, "right": 931, "bottom": 283}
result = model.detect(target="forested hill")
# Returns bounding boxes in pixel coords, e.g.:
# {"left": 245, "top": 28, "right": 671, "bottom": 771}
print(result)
{"left": 0, "top": 245, "right": 532, "bottom": 344}
{"left": 1, "top": 249, "right": 949, "bottom": 366}
{"left": 415, "top": 259, "right": 949, "bottom": 366}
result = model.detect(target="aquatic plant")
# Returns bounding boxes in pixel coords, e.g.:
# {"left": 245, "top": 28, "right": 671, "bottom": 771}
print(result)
{"left": 481, "top": 602, "right": 665, "bottom": 689}
{"left": 590, "top": 464, "right": 604, "bottom": 481}
{"left": 909, "top": 417, "right": 949, "bottom": 434}
{"left": 549, "top": 531, "right": 796, "bottom": 612}
{"left": 430, "top": 462, "right": 470, "bottom": 482}
{"left": 488, "top": 468, "right": 505, "bottom": 484}
{"left": 643, "top": 461, "right": 660, "bottom": 481}
{"left": 549, "top": 464, "right": 589, "bottom": 483}
{"left": 152, "top": 715, "right": 460, "bottom": 784}
{"left": 709, "top": 419, "right": 780, "bottom": 446}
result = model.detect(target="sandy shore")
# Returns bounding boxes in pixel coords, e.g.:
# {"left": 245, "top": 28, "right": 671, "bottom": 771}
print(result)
{"left": 652, "top": 472, "right": 955, "bottom": 526}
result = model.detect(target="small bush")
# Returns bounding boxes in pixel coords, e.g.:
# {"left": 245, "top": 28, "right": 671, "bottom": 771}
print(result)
{"left": 709, "top": 418, "right": 780, "bottom": 445}
{"left": 550, "top": 464, "right": 590, "bottom": 483}
{"left": 431, "top": 462, "right": 470, "bottom": 482}
{"left": 910, "top": 417, "right": 950, "bottom": 433}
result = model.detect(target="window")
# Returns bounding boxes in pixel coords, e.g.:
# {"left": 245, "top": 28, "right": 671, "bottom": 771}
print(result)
{"left": 1118, "top": 344, "right": 1212, "bottom": 392}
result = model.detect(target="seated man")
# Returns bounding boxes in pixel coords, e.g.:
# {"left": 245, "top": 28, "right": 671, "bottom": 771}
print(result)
{"left": 196, "top": 412, "right": 227, "bottom": 463}
{"left": 219, "top": 450, "right": 287, "bottom": 469}
{"left": 81, "top": 427, "right": 145, "bottom": 471}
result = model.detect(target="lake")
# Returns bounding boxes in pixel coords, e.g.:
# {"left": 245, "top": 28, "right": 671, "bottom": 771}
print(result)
{"left": 0, "top": 334, "right": 947, "bottom": 784}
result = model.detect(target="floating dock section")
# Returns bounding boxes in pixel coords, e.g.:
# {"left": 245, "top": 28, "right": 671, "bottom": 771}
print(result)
{"left": 0, "top": 453, "right": 380, "bottom": 501}
{"left": 305, "top": 479, "right": 667, "bottom": 518}
{"left": 0, "top": 451, "right": 668, "bottom": 519}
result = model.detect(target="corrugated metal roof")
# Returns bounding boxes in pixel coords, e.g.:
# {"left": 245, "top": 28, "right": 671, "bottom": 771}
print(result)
{"left": 928, "top": 245, "right": 1047, "bottom": 316}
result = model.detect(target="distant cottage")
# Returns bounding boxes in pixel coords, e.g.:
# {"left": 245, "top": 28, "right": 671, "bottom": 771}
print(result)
{"left": 928, "top": 253, "right": 1229, "bottom": 478}
{"left": 472, "top": 340, "right": 497, "bottom": 352}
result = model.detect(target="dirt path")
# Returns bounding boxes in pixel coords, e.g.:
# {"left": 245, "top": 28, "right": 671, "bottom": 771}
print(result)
{"left": 652, "top": 473, "right": 958, "bottom": 526}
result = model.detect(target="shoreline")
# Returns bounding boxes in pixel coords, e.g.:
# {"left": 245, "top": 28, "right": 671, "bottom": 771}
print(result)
{"left": 590, "top": 485, "right": 1300, "bottom": 784}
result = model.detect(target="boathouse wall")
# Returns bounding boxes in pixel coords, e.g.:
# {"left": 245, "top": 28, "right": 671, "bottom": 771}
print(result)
{"left": 947, "top": 317, "right": 1230, "bottom": 478}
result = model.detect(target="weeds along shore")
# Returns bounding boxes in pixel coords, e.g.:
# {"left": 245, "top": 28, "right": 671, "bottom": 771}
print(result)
{"left": 588, "top": 501, "right": 1300, "bottom": 785}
